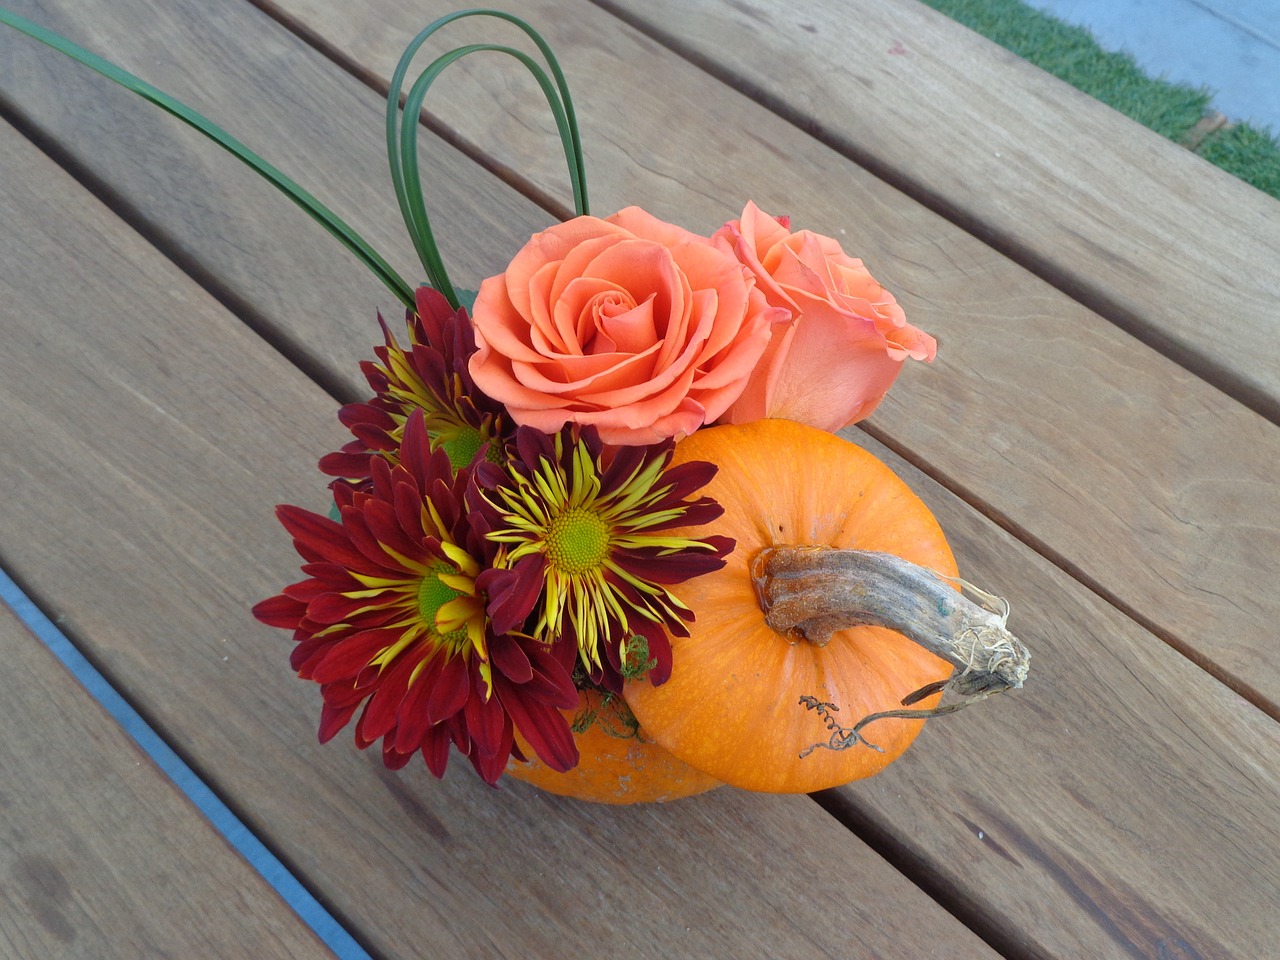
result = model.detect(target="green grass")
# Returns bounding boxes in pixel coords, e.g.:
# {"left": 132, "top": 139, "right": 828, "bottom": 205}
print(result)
{"left": 920, "top": 0, "right": 1280, "bottom": 200}
{"left": 1198, "top": 123, "right": 1280, "bottom": 198}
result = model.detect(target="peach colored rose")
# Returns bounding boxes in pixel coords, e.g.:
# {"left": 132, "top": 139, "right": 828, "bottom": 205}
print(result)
{"left": 712, "top": 202, "right": 936, "bottom": 431}
{"left": 468, "top": 207, "right": 781, "bottom": 445}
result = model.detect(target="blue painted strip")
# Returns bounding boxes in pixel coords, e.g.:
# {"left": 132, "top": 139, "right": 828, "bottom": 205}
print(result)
{"left": 0, "top": 567, "right": 372, "bottom": 960}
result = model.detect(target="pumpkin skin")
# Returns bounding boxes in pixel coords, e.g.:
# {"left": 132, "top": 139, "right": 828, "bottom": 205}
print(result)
{"left": 623, "top": 419, "right": 957, "bottom": 793}
{"left": 504, "top": 687, "right": 722, "bottom": 804}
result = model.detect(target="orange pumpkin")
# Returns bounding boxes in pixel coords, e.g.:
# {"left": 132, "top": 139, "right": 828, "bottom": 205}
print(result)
{"left": 504, "top": 687, "right": 721, "bottom": 804}
{"left": 623, "top": 419, "right": 958, "bottom": 793}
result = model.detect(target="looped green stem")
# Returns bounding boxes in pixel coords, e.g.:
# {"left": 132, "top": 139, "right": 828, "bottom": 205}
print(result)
{"left": 386, "top": 9, "right": 590, "bottom": 310}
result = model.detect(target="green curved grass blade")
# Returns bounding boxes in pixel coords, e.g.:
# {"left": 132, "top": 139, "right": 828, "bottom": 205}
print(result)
{"left": 398, "top": 43, "right": 581, "bottom": 308}
{"left": 1, "top": 7, "right": 416, "bottom": 309}
{"left": 385, "top": 9, "right": 589, "bottom": 309}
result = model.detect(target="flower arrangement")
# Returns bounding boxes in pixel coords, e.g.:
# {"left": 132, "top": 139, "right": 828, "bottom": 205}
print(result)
{"left": 4, "top": 7, "right": 1028, "bottom": 804}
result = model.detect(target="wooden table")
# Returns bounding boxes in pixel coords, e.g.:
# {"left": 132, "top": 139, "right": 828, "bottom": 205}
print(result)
{"left": 3, "top": 1, "right": 1278, "bottom": 956}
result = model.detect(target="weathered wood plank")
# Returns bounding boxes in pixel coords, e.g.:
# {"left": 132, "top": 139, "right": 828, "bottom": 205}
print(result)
{"left": 5, "top": 76, "right": 1280, "bottom": 960}
{"left": 601, "top": 0, "right": 1280, "bottom": 424}
{"left": 252, "top": 0, "right": 1280, "bottom": 733}
{"left": 0, "top": 0, "right": 549, "bottom": 390}
{"left": 0, "top": 115, "right": 1002, "bottom": 959}
{"left": 5, "top": 3, "right": 1280, "bottom": 956}
{"left": 0, "top": 601, "right": 334, "bottom": 960}
{"left": 829, "top": 418, "right": 1280, "bottom": 958}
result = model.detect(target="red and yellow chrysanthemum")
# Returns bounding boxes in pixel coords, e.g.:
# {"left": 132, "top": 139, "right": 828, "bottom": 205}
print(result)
{"left": 320, "top": 286, "right": 507, "bottom": 484}
{"left": 473, "top": 425, "right": 734, "bottom": 692}
{"left": 254, "top": 411, "right": 577, "bottom": 784}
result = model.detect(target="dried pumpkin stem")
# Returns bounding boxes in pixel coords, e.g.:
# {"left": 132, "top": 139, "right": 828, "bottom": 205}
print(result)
{"left": 752, "top": 546, "right": 1030, "bottom": 752}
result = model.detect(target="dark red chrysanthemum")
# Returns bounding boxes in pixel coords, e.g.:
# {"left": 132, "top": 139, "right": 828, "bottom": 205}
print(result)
{"left": 472, "top": 425, "right": 734, "bottom": 693}
{"left": 320, "top": 286, "right": 507, "bottom": 484}
{"left": 254, "top": 410, "right": 578, "bottom": 785}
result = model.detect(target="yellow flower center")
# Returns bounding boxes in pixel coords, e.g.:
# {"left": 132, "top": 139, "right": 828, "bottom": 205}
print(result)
{"left": 417, "top": 562, "right": 469, "bottom": 646}
{"left": 545, "top": 507, "right": 611, "bottom": 575}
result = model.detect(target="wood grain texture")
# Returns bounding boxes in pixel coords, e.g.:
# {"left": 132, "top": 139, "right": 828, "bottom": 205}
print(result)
{"left": 600, "top": 0, "right": 1280, "bottom": 424}
{"left": 0, "top": 118, "right": 1001, "bottom": 959}
{"left": 0, "top": 0, "right": 550, "bottom": 400}
{"left": 830, "top": 418, "right": 1280, "bottom": 959}
{"left": 254, "top": 0, "right": 1280, "bottom": 734}
{"left": 4, "top": 82, "right": 1280, "bottom": 960}
{"left": 0, "top": 604, "right": 333, "bottom": 960}
{"left": 5, "top": 3, "right": 1280, "bottom": 957}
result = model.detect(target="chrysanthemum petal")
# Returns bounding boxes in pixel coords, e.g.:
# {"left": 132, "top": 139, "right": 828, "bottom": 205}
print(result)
{"left": 419, "top": 725, "right": 453, "bottom": 778}
{"left": 651, "top": 458, "right": 719, "bottom": 502}
{"left": 391, "top": 656, "right": 442, "bottom": 754}
{"left": 609, "top": 540, "right": 731, "bottom": 584}
{"left": 497, "top": 676, "right": 578, "bottom": 773}
{"left": 358, "top": 652, "right": 423, "bottom": 743}
{"left": 318, "top": 706, "right": 361, "bottom": 745}
{"left": 319, "top": 294, "right": 508, "bottom": 484}
{"left": 277, "top": 504, "right": 370, "bottom": 570}
{"left": 382, "top": 742, "right": 417, "bottom": 771}
{"left": 258, "top": 404, "right": 575, "bottom": 784}
{"left": 477, "top": 423, "right": 732, "bottom": 689}
{"left": 308, "top": 627, "right": 399, "bottom": 683}
{"left": 425, "top": 651, "right": 471, "bottom": 724}
{"left": 478, "top": 553, "right": 546, "bottom": 635}
{"left": 488, "top": 631, "right": 534, "bottom": 684}
{"left": 252, "top": 593, "right": 307, "bottom": 629}
{"left": 360, "top": 498, "right": 429, "bottom": 566}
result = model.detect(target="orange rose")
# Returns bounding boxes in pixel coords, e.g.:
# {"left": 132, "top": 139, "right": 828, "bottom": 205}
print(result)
{"left": 468, "top": 207, "right": 781, "bottom": 445}
{"left": 713, "top": 202, "right": 936, "bottom": 430}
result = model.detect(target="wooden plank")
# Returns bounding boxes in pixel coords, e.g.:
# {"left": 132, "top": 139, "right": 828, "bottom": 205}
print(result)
{"left": 0, "top": 117, "right": 1002, "bottom": 960}
{"left": 600, "top": 0, "right": 1280, "bottom": 425}
{"left": 6, "top": 5, "right": 1280, "bottom": 954}
{"left": 4, "top": 71, "right": 1280, "bottom": 960}
{"left": 248, "top": 0, "right": 1280, "bottom": 727}
{"left": 0, "top": 601, "right": 334, "bottom": 959}
{"left": 10, "top": 0, "right": 1279, "bottom": 719}
{"left": 823, "top": 423, "right": 1280, "bottom": 958}
{"left": 0, "top": 0, "right": 550, "bottom": 392}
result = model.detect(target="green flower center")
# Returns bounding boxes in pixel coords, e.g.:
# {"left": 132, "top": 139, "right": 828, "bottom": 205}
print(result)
{"left": 545, "top": 507, "right": 612, "bottom": 575}
{"left": 417, "top": 562, "right": 468, "bottom": 646}
{"left": 440, "top": 425, "right": 484, "bottom": 471}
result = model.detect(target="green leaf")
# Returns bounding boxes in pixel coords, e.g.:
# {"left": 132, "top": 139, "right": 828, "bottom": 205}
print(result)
{"left": 385, "top": 9, "right": 590, "bottom": 309}
{"left": 0, "top": 7, "right": 415, "bottom": 309}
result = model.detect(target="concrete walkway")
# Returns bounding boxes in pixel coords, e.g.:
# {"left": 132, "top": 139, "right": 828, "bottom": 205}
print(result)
{"left": 1031, "top": 0, "right": 1280, "bottom": 131}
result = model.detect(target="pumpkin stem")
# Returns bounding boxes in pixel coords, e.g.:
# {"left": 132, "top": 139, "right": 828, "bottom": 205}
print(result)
{"left": 752, "top": 546, "right": 1030, "bottom": 751}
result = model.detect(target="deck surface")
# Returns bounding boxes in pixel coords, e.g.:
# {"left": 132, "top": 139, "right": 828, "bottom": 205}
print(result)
{"left": 1, "top": 1, "right": 1277, "bottom": 958}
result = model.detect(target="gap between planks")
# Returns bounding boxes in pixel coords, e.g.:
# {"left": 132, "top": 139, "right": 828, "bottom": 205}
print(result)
{"left": 244, "top": 0, "right": 578, "bottom": 223}
{"left": 0, "top": 568, "right": 355, "bottom": 957}
{"left": 0, "top": 97, "right": 361, "bottom": 409}
{"left": 858, "top": 418, "right": 1278, "bottom": 722}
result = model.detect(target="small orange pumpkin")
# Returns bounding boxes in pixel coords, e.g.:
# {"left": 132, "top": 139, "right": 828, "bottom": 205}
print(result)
{"left": 504, "top": 687, "right": 721, "bottom": 804}
{"left": 623, "top": 419, "right": 958, "bottom": 793}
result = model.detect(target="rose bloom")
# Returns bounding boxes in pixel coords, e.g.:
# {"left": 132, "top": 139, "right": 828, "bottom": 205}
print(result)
{"left": 713, "top": 201, "right": 937, "bottom": 431}
{"left": 468, "top": 207, "right": 781, "bottom": 445}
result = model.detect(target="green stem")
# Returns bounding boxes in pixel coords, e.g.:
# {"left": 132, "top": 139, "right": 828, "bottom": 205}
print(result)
{"left": 1, "top": 8, "right": 416, "bottom": 309}
{"left": 385, "top": 9, "right": 590, "bottom": 309}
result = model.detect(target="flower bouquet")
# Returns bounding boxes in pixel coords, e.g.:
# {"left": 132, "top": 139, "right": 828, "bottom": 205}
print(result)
{"left": 4, "top": 7, "right": 1028, "bottom": 804}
